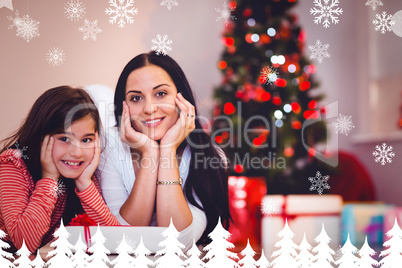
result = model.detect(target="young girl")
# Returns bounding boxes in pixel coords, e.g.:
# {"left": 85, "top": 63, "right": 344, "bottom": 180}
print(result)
{"left": 0, "top": 86, "right": 119, "bottom": 254}
{"left": 96, "top": 51, "right": 231, "bottom": 249}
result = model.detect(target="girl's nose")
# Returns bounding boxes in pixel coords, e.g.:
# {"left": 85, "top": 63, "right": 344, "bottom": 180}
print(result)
{"left": 69, "top": 143, "right": 83, "bottom": 158}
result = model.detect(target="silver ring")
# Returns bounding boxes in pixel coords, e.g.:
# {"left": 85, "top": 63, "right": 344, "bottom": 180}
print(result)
{"left": 187, "top": 114, "right": 195, "bottom": 117}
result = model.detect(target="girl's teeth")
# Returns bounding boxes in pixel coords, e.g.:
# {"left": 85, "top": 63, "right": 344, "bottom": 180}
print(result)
{"left": 64, "top": 161, "right": 80, "bottom": 166}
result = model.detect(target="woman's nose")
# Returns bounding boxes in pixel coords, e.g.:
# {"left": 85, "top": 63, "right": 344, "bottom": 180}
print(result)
{"left": 144, "top": 101, "right": 158, "bottom": 114}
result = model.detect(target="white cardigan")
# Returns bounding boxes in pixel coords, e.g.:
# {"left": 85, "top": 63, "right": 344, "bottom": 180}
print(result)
{"left": 95, "top": 126, "right": 207, "bottom": 250}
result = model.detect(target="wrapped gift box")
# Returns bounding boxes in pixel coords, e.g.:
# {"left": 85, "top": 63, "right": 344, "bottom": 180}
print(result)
{"left": 262, "top": 195, "right": 343, "bottom": 257}
{"left": 65, "top": 226, "right": 167, "bottom": 254}
{"left": 341, "top": 203, "right": 394, "bottom": 248}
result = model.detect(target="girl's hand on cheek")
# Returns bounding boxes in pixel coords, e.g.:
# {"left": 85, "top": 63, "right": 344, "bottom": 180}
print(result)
{"left": 40, "top": 135, "right": 60, "bottom": 181}
{"left": 75, "top": 132, "right": 100, "bottom": 191}
{"left": 160, "top": 93, "right": 196, "bottom": 151}
{"left": 120, "top": 101, "right": 159, "bottom": 156}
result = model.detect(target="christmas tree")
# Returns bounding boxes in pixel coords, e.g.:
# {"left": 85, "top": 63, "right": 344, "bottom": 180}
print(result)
{"left": 46, "top": 219, "right": 75, "bottom": 268}
{"left": 255, "top": 250, "right": 270, "bottom": 268}
{"left": 13, "top": 239, "right": 32, "bottom": 268}
{"left": 0, "top": 230, "right": 14, "bottom": 268}
{"left": 296, "top": 233, "right": 314, "bottom": 268}
{"left": 132, "top": 236, "right": 154, "bottom": 268}
{"left": 238, "top": 239, "right": 257, "bottom": 268}
{"left": 30, "top": 249, "right": 46, "bottom": 268}
{"left": 154, "top": 219, "right": 187, "bottom": 268}
{"left": 111, "top": 234, "right": 136, "bottom": 268}
{"left": 184, "top": 240, "right": 205, "bottom": 268}
{"left": 86, "top": 225, "right": 111, "bottom": 268}
{"left": 72, "top": 233, "right": 89, "bottom": 268}
{"left": 379, "top": 218, "right": 402, "bottom": 268}
{"left": 212, "top": 0, "right": 334, "bottom": 194}
{"left": 357, "top": 236, "right": 379, "bottom": 268}
{"left": 270, "top": 219, "right": 298, "bottom": 267}
{"left": 335, "top": 234, "right": 359, "bottom": 268}
{"left": 311, "top": 224, "right": 335, "bottom": 268}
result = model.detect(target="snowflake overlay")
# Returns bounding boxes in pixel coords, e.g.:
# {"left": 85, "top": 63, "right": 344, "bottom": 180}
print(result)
{"left": 308, "top": 171, "right": 330, "bottom": 195}
{"left": 332, "top": 114, "right": 355, "bottom": 136}
{"left": 310, "top": 0, "right": 343, "bottom": 28}
{"left": 215, "top": 2, "right": 236, "bottom": 26}
{"left": 160, "top": 0, "right": 178, "bottom": 11}
{"left": 151, "top": 34, "right": 173, "bottom": 56}
{"left": 261, "top": 198, "right": 281, "bottom": 216}
{"left": 373, "top": 11, "right": 395, "bottom": 34}
{"left": 51, "top": 181, "right": 65, "bottom": 198}
{"left": 64, "top": 0, "right": 86, "bottom": 22}
{"left": 105, "top": 0, "right": 138, "bottom": 28}
{"left": 260, "top": 66, "right": 279, "bottom": 85}
{"left": 373, "top": 143, "right": 395, "bottom": 166}
{"left": 46, "top": 48, "right": 66, "bottom": 67}
{"left": 8, "top": 142, "right": 29, "bottom": 160}
{"left": 308, "top": 39, "right": 330, "bottom": 63}
{"left": 7, "top": 11, "right": 40, "bottom": 42}
{"left": 365, "top": 0, "right": 383, "bottom": 11}
{"left": 78, "top": 19, "right": 102, "bottom": 41}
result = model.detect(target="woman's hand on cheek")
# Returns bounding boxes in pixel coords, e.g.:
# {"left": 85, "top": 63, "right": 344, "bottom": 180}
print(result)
{"left": 120, "top": 101, "right": 159, "bottom": 156}
{"left": 40, "top": 135, "right": 60, "bottom": 181}
{"left": 160, "top": 93, "right": 196, "bottom": 151}
{"left": 75, "top": 132, "right": 100, "bottom": 192}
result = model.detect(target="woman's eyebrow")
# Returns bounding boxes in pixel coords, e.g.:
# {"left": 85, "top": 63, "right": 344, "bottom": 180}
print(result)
{"left": 126, "top": 83, "right": 171, "bottom": 95}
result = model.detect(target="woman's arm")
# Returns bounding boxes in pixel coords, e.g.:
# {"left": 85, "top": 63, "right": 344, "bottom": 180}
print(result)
{"left": 156, "top": 148, "right": 192, "bottom": 231}
{"left": 0, "top": 159, "right": 58, "bottom": 253}
{"left": 119, "top": 150, "right": 159, "bottom": 226}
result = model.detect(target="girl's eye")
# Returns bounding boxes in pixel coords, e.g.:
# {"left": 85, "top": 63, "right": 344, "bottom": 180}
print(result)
{"left": 59, "top": 137, "right": 69, "bottom": 142}
{"left": 82, "top": 138, "right": 93, "bottom": 143}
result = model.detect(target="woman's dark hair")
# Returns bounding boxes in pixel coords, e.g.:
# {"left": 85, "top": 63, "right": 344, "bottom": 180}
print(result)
{"left": 0, "top": 86, "right": 101, "bottom": 223}
{"left": 114, "top": 51, "right": 231, "bottom": 244}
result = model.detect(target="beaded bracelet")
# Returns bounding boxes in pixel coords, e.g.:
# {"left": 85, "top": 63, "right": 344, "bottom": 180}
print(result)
{"left": 156, "top": 177, "right": 183, "bottom": 186}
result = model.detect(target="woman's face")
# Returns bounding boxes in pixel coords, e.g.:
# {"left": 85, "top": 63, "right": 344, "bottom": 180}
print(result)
{"left": 125, "top": 65, "right": 179, "bottom": 141}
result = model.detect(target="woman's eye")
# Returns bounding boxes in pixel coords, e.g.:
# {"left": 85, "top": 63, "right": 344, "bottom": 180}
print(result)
{"left": 157, "top": 91, "right": 167, "bottom": 97}
{"left": 82, "top": 138, "right": 93, "bottom": 143}
{"left": 130, "top": 95, "right": 142, "bottom": 102}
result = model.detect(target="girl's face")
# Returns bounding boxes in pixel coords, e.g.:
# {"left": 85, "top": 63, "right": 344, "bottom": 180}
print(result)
{"left": 125, "top": 64, "right": 179, "bottom": 141}
{"left": 52, "top": 115, "right": 96, "bottom": 179}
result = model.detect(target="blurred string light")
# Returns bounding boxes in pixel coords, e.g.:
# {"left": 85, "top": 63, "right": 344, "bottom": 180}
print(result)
{"left": 267, "top": 27, "right": 276, "bottom": 37}
{"left": 283, "top": 104, "right": 292, "bottom": 113}
{"left": 288, "top": 64, "right": 296, "bottom": 73}
{"left": 247, "top": 18, "right": 256, "bottom": 26}
{"left": 271, "top": 55, "right": 285, "bottom": 65}
{"left": 251, "top": 34, "right": 260, "bottom": 42}
{"left": 275, "top": 119, "right": 283, "bottom": 128}
{"left": 274, "top": 110, "right": 283, "bottom": 119}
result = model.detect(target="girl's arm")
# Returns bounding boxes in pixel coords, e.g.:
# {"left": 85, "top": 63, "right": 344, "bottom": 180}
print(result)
{"left": 0, "top": 156, "right": 58, "bottom": 253}
{"left": 156, "top": 147, "right": 192, "bottom": 231}
{"left": 76, "top": 179, "right": 119, "bottom": 226}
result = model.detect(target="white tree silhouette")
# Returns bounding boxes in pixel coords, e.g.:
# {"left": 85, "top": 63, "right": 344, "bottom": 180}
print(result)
{"left": 30, "top": 249, "right": 46, "bottom": 268}
{"left": 311, "top": 223, "right": 335, "bottom": 268}
{"left": 46, "top": 219, "right": 75, "bottom": 268}
{"left": 202, "top": 217, "right": 239, "bottom": 268}
{"left": 255, "top": 250, "right": 270, "bottom": 268}
{"left": 184, "top": 240, "right": 205, "bottom": 268}
{"left": 132, "top": 236, "right": 154, "bottom": 268}
{"left": 335, "top": 234, "right": 359, "bottom": 268}
{"left": 357, "top": 236, "right": 379, "bottom": 268}
{"left": 239, "top": 239, "right": 257, "bottom": 268}
{"left": 270, "top": 219, "right": 298, "bottom": 268}
{"left": 13, "top": 239, "right": 32, "bottom": 268}
{"left": 296, "top": 233, "right": 314, "bottom": 268}
{"left": 111, "top": 234, "right": 136, "bottom": 268}
{"left": 87, "top": 225, "right": 110, "bottom": 268}
{"left": 154, "top": 218, "right": 186, "bottom": 268}
{"left": 379, "top": 218, "right": 402, "bottom": 268}
{"left": 72, "top": 233, "right": 89, "bottom": 268}
{"left": 0, "top": 229, "right": 14, "bottom": 268}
